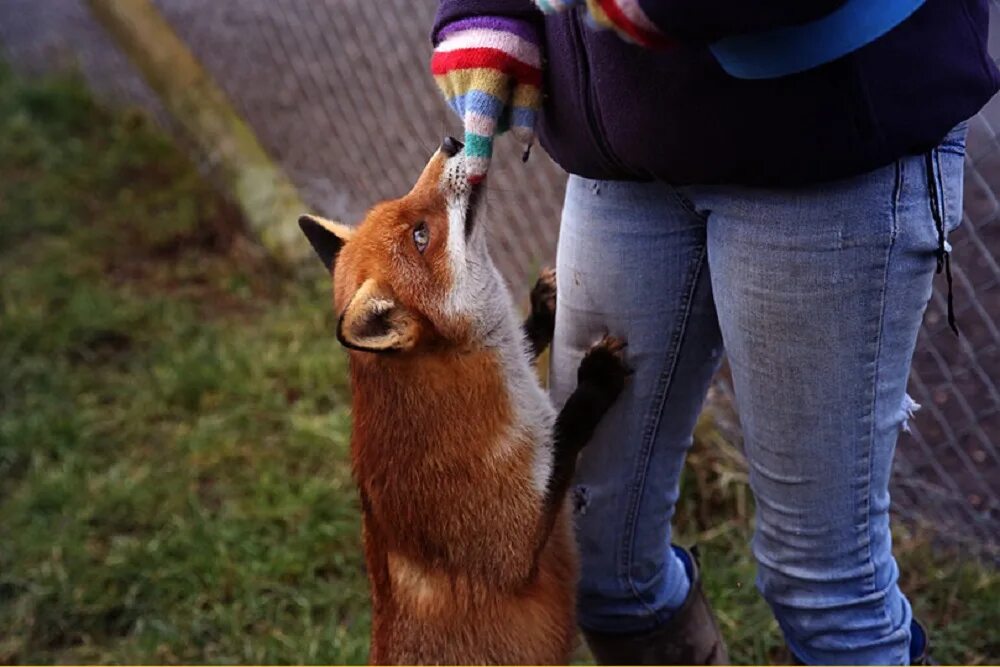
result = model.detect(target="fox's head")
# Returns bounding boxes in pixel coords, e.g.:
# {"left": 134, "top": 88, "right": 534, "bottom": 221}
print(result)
{"left": 299, "top": 138, "right": 506, "bottom": 354}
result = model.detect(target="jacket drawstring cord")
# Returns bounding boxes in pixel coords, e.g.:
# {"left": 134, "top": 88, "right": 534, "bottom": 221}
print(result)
{"left": 924, "top": 151, "right": 959, "bottom": 336}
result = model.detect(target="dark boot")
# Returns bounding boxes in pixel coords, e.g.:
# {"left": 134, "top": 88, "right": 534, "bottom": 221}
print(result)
{"left": 910, "top": 619, "right": 936, "bottom": 666}
{"left": 582, "top": 546, "right": 730, "bottom": 665}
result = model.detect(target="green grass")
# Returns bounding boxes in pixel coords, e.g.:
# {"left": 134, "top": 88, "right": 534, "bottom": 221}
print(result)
{"left": 0, "top": 65, "right": 363, "bottom": 664}
{"left": 0, "top": 65, "right": 997, "bottom": 664}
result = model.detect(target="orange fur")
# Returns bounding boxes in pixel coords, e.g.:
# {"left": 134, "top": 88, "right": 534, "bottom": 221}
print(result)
{"left": 354, "top": 350, "right": 576, "bottom": 664}
{"left": 307, "top": 149, "right": 578, "bottom": 664}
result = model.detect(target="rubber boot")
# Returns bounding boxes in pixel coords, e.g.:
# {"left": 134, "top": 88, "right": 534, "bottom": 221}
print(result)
{"left": 582, "top": 545, "right": 730, "bottom": 665}
{"left": 910, "top": 619, "right": 936, "bottom": 666}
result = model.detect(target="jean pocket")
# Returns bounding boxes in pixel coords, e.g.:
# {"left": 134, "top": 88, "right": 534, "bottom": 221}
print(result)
{"left": 936, "top": 120, "right": 969, "bottom": 157}
{"left": 932, "top": 144, "right": 966, "bottom": 235}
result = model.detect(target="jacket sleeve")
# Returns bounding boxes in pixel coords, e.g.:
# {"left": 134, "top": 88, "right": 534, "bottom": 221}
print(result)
{"left": 635, "top": 0, "right": 850, "bottom": 42}
{"left": 433, "top": 0, "right": 543, "bottom": 44}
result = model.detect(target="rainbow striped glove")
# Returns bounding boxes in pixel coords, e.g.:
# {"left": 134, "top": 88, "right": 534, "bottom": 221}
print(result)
{"left": 431, "top": 17, "right": 542, "bottom": 183}
{"left": 534, "top": 0, "right": 674, "bottom": 49}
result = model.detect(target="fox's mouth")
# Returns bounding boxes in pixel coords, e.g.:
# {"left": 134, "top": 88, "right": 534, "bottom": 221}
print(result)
{"left": 440, "top": 136, "right": 484, "bottom": 238}
{"left": 464, "top": 179, "right": 483, "bottom": 238}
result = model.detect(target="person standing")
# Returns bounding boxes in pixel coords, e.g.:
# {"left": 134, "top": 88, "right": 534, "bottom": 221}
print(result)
{"left": 430, "top": 1, "right": 998, "bottom": 663}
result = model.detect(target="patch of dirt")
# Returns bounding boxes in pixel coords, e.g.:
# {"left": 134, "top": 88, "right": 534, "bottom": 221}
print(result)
{"left": 103, "top": 194, "right": 286, "bottom": 320}
{"left": 67, "top": 328, "right": 133, "bottom": 365}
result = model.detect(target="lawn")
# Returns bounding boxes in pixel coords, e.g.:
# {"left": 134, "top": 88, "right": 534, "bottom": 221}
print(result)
{"left": 0, "top": 66, "right": 997, "bottom": 665}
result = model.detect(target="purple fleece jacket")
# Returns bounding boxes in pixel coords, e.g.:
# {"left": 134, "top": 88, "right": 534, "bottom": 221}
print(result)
{"left": 434, "top": 0, "right": 999, "bottom": 186}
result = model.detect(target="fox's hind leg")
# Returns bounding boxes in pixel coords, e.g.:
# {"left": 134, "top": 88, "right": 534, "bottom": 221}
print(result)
{"left": 523, "top": 268, "right": 557, "bottom": 360}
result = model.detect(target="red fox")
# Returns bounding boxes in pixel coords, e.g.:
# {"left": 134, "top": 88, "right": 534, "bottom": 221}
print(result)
{"left": 299, "top": 137, "right": 628, "bottom": 665}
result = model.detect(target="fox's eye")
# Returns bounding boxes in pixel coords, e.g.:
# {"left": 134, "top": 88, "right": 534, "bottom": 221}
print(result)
{"left": 413, "top": 222, "right": 430, "bottom": 253}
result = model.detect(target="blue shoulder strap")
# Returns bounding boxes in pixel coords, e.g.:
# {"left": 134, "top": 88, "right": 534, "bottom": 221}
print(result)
{"left": 709, "top": 0, "right": 927, "bottom": 79}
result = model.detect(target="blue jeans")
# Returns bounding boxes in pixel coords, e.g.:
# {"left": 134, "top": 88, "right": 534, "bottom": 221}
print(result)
{"left": 549, "top": 123, "right": 968, "bottom": 665}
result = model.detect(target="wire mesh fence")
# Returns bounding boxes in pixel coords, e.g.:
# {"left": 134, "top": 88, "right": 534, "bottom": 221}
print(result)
{"left": 2, "top": 0, "right": 997, "bottom": 559}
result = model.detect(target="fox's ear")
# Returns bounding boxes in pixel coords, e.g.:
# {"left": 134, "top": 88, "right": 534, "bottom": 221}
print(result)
{"left": 337, "top": 279, "right": 418, "bottom": 353}
{"left": 299, "top": 214, "right": 352, "bottom": 270}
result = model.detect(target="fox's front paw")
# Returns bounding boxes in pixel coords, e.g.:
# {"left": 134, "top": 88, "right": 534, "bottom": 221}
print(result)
{"left": 578, "top": 335, "right": 631, "bottom": 399}
{"left": 524, "top": 268, "right": 557, "bottom": 359}
{"left": 530, "top": 267, "right": 556, "bottom": 331}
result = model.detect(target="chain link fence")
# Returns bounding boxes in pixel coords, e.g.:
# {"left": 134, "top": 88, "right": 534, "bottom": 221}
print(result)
{"left": 2, "top": 0, "right": 997, "bottom": 559}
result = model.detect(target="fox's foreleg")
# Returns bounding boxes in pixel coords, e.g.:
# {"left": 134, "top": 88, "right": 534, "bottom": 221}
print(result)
{"left": 523, "top": 268, "right": 557, "bottom": 361}
{"left": 532, "top": 335, "right": 630, "bottom": 564}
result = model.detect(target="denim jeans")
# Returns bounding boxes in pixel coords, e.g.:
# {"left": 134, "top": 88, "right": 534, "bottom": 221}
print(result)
{"left": 549, "top": 123, "right": 968, "bottom": 665}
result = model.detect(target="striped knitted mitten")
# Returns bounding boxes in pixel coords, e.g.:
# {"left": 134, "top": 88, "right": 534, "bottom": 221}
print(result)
{"left": 534, "top": 0, "right": 673, "bottom": 49}
{"left": 431, "top": 17, "right": 542, "bottom": 183}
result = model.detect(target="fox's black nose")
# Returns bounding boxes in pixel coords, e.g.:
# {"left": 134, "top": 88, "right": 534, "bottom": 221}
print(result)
{"left": 441, "top": 136, "right": 463, "bottom": 157}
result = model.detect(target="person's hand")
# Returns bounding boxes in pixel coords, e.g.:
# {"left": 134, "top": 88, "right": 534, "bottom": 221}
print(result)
{"left": 431, "top": 17, "right": 542, "bottom": 184}
{"left": 533, "top": 0, "right": 673, "bottom": 49}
